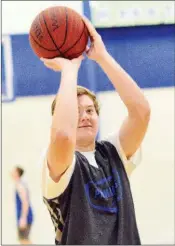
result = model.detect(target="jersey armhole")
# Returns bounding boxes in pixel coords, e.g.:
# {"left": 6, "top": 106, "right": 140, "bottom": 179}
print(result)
{"left": 42, "top": 155, "right": 76, "bottom": 199}
{"left": 104, "top": 132, "right": 142, "bottom": 176}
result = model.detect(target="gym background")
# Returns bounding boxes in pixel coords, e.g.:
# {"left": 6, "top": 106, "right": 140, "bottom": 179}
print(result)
{"left": 2, "top": 1, "right": 174, "bottom": 244}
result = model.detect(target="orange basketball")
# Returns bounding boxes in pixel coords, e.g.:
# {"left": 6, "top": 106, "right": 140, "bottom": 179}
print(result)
{"left": 29, "top": 6, "right": 89, "bottom": 59}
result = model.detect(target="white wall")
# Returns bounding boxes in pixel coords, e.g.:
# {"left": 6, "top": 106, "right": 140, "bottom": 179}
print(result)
{"left": 2, "top": 87, "right": 174, "bottom": 244}
{"left": 2, "top": 1, "right": 174, "bottom": 35}
{"left": 2, "top": 1, "right": 83, "bottom": 34}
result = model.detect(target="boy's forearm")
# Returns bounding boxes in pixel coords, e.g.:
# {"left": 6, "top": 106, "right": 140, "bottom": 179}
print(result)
{"left": 51, "top": 68, "right": 79, "bottom": 138}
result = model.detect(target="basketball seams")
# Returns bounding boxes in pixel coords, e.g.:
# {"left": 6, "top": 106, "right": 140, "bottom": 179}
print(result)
{"left": 38, "top": 13, "right": 58, "bottom": 51}
{"left": 30, "top": 33, "right": 59, "bottom": 52}
{"left": 56, "top": 7, "right": 68, "bottom": 50}
{"left": 42, "top": 11, "right": 64, "bottom": 58}
{"left": 66, "top": 47, "right": 87, "bottom": 59}
{"left": 30, "top": 15, "right": 58, "bottom": 52}
{"left": 63, "top": 22, "right": 86, "bottom": 56}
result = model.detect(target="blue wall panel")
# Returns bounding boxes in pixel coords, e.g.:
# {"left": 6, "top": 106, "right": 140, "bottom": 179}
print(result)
{"left": 8, "top": 24, "right": 175, "bottom": 97}
{"left": 11, "top": 35, "right": 61, "bottom": 96}
{"left": 1, "top": 44, "right": 6, "bottom": 95}
{"left": 95, "top": 24, "right": 175, "bottom": 91}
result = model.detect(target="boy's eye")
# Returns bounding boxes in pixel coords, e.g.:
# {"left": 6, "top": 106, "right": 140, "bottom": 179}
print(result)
{"left": 87, "top": 109, "right": 93, "bottom": 113}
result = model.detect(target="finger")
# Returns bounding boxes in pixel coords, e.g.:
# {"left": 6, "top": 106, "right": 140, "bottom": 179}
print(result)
{"left": 43, "top": 61, "right": 54, "bottom": 68}
{"left": 86, "top": 49, "right": 92, "bottom": 57}
{"left": 41, "top": 58, "right": 54, "bottom": 66}
{"left": 79, "top": 55, "right": 85, "bottom": 60}
{"left": 89, "top": 35, "right": 94, "bottom": 42}
{"left": 43, "top": 62, "right": 61, "bottom": 71}
{"left": 40, "top": 57, "right": 51, "bottom": 62}
{"left": 40, "top": 57, "right": 61, "bottom": 63}
{"left": 85, "top": 45, "right": 90, "bottom": 52}
{"left": 82, "top": 16, "right": 94, "bottom": 30}
{"left": 81, "top": 15, "right": 97, "bottom": 38}
{"left": 43, "top": 59, "right": 60, "bottom": 68}
{"left": 85, "top": 49, "right": 90, "bottom": 56}
{"left": 43, "top": 62, "right": 53, "bottom": 69}
{"left": 72, "top": 55, "right": 84, "bottom": 62}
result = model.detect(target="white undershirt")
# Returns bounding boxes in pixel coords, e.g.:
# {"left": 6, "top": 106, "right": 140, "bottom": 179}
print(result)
{"left": 42, "top": 133, "right": 142, "bottom": 199}
{"left": 80, "top": 151, "right": 98, "bottom": 168}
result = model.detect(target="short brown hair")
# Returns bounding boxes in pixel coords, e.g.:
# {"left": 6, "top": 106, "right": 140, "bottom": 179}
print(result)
{"left": 51, "top": 85, "right": 100, "bottom": 116}
{"left": 16, "top": 166, "right": 24, "bottom": 177}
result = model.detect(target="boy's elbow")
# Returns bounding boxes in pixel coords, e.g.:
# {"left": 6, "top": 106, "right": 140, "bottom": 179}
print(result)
{"left": 143, "top": 101, "right": 151, "bottom": 122}
{"left": 51, "top": 129, "right": 76, "bottom": 145}
{"left": 130, "top": 100, "right": 151, "bottom": 123}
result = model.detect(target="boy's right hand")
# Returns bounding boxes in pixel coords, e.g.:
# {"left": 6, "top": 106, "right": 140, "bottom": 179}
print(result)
{"left": 40, "top": 55, "right": 84, "bottom": 72}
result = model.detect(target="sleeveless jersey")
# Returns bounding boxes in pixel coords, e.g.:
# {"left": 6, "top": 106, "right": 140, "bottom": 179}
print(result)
{"left": 43, "top": 141, "right": 141, "bottom": 245}
{"left": 15, "top": 181, "right": 33, "bottom": 225}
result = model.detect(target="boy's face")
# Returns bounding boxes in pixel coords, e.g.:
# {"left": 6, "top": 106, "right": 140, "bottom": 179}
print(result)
{"left": 11, "top": 168, "right": 19, "bottom": 180}
{"left": 76, "top": 94, "right": 99, "bottom": 146}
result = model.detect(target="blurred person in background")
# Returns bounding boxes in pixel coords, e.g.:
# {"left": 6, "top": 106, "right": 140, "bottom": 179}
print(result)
{"left": 40, "top": 16, "right": 150, "bottom": 245}
{"left": 11, "top": 166, "right": 34, "bottom": 245}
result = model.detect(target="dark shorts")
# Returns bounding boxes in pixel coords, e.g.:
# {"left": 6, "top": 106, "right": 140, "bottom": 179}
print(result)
{"left": 17, "top": 224, "right": 32, "bottom": 240}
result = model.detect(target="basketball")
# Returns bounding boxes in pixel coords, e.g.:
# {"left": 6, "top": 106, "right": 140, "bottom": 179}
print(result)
{"left": 29, "top": 6, "right": 89, "bottom": 59}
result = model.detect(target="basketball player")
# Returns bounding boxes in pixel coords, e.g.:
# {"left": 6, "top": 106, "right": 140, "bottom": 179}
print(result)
{"left": 11, "top": 166, "right": 33, "bottom": 244}
{"left": 40, "top": 16, "right": 150, "bottom": 244}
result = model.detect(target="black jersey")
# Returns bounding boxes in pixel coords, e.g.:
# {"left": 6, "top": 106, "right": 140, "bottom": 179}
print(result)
{"left": 43, "top": 140, "right": 141, "bottom": 245}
